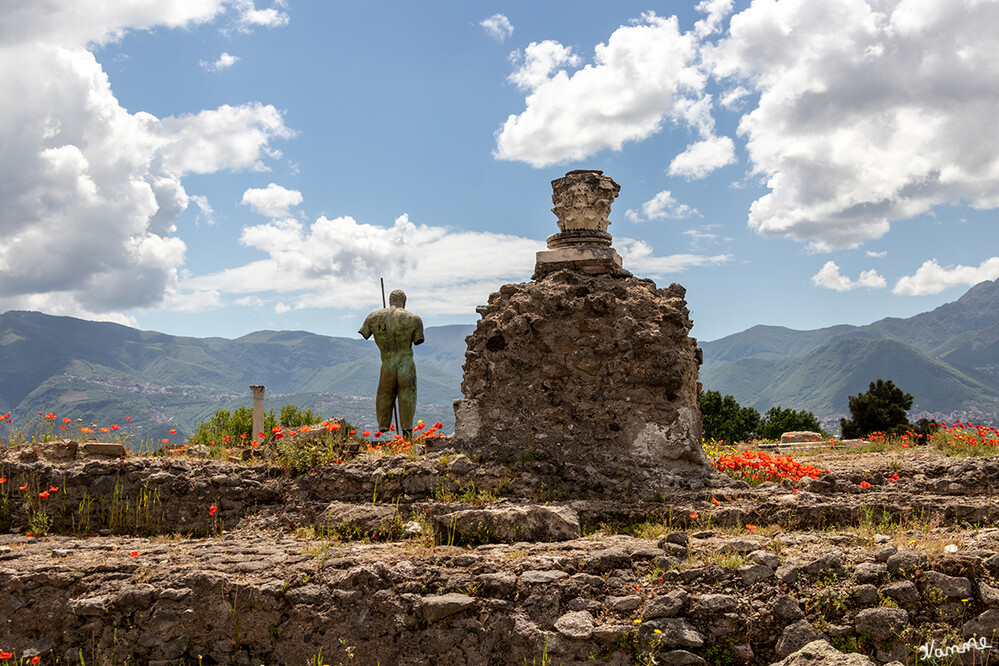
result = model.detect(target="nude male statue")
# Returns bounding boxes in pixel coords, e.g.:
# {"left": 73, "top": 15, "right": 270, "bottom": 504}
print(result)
{"left": 359, "top": 289, "right": 424, "bottom": 437}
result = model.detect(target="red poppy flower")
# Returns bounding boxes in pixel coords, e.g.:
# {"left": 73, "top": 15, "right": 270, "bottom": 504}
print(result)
{"left": 689, "top": 513, "right": 699, "bottom": 519}
{"left": 130, "top": 551, "right": 138, "bottom": 557}
{"left": 161, "top": 439, "right": 169, "bottom": 444}
{"left": 860, "top": 481, "right": 871, "bottom": 488}
{"left": 209, "top": 505, "right": 218, "bottom": 516}
{"left": 362, "top": 430, "right": 371, "bottom": 437}
{"left": 0, "top": 651, "right": 12, "bottom": 660}
{"left": 125, "top": 416, "right": 132, "bottom": 421}
{"left": 168, "top": 429, "right": 177, "bottom": 434}
{"left": 0, "top": 478, "right": 5, "bottom": 484}
{"left": 374, "top": 431, "right": 382, "bottom": 438}
{"left": 32, "top": 658, "right": 40, "bottom": 664}
{"left": 63, "top": 417, "right": 72, "bottom": 424}
{"left": 223, "top": 435, "right": 229, "bottom": 442}
{"left": 49, "top": 486, "right": 58, "bottom": 493}
{"left": 433, "top": 421, "right": 444, "bottom": 429}
{"left": 39, "top": 491, "right": 49, "bottom": 498}
{"left": 745, "top": 524, "right": 758, "bottom": 531}
{"left": 19, "top": 484, "right": 27, "bottom": 491}
{"left": 45, "top": 413, "right": 56, "bottom": 420}
{"left": 111, "top": 424, "right": 120, "bottom": 430}
{"left": 100, "top": 427, "right": 109, "bottom": 433}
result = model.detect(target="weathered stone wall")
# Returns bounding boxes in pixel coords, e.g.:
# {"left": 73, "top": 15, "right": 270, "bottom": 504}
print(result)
{"left": 5, "top": 448, "right": 999, "bottom": 663}
{"left": 453, "top": 269, "right": 708, "bottom": 495}
{"left": 6, "top": 518, "right": 999, "bottom": 664}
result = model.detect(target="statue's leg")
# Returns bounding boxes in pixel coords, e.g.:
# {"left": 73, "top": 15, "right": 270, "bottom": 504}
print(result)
{"left": 397, "top": 357, "right": 418, "bottom": 434}
{"left": 376, "top": 362, "right": 398, "bottom": 431}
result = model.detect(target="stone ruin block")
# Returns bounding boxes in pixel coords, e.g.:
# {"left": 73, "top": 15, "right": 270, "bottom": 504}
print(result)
{"left": 452, "top": 170, "right": 710, "bottom": 494}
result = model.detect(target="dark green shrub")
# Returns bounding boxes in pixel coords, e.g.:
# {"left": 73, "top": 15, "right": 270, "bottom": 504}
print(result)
{"left": 840, "top": 379, "right": 913, "bottom": 439}
{"left": 700, "top": 390, "right": 760, "bottom": 444}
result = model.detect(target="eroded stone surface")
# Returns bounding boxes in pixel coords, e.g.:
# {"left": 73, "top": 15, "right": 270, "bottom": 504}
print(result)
{"left": 433, "top": 502, "right": 580, "bottom": 544}
{"left": 453, "top": 269, "right": 708, "bottom": 495}
{"left": 772, "top": 640, "right": 877, "bottom": 665}
{"left": 4, "top": 445, "right": 999, "bottom": 663}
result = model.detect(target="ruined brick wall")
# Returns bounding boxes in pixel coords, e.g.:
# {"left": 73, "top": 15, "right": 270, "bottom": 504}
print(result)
{"left": 453, "top": 269, "right": 708, "bottom": 494}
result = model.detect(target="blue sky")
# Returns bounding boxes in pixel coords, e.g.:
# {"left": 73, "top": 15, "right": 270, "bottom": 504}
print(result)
{"left": 2, "top": 0, "right": 998, "bottom": 344}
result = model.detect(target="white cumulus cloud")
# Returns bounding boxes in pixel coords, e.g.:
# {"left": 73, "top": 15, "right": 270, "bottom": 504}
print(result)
{"left": 200, "top": 51, "right": 240, "bottom": 72}
{"left": 668, "top": 135, "right": 737, "bottom": 179}
{"left": 626, "top": 190, "right": 699, "bottom": 222}
{"left": 241, "top": 183, "right": 303, "bottom": 218}
{"left": 0, "top": 0, "right": 227, "bottom": 48}
{"left": 507, "top": 41, "right": 581, "bottom": 92}
{"left": 494, "top": 12, "right": 706, "bottom": 167}
{"left": 893, "top": 257, "right": 999, "bottom": 295}
{"left": 709, "top": 0, "right": 999, "bottom": 250}
{"left": 693, "top": 0, "right": 735, "bottom": 38}
{"left": 480, "top": 14, "right": 514, "bottom": 43}
{"left": 811, "top": 261, "right": 886, "bottom": 292}
{"left": 184, "top": 213, "right": 540, "bottom": 314}
{"left": 233, "top": 0, "right": 289, "bottom": 32}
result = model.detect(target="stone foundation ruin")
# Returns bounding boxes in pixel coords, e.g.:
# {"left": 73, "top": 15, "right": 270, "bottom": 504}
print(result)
{"left": 452, "top": 170, "right": 710, "bottom": 494}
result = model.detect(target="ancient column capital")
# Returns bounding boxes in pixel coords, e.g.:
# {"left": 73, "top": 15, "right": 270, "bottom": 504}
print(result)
{"left": 550, "top": 170, "right": 621, "bottom": 233}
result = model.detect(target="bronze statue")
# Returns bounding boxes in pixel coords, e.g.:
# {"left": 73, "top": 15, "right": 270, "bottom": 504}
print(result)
{"left": 359, "top": 289, "right": 424, "bottom": 437}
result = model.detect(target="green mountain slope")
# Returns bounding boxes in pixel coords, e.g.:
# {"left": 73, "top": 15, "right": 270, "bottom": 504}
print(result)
{"left": 702, "top": 337, "right": 999, "bottom": 424}
{"left": 702, "top": 278, "right": 999, "bottom": 370}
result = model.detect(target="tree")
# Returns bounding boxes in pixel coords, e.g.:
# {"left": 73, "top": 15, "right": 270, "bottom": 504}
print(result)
{"left": 279, "top": 404, "right": 319, "bottom": 428}
{"left": 188, "top": 405, "right": 278, "bottom": 446}
{"left": 840, "top": 379, "right": 913, "bottom": 439}
{"left": 699, "top": 390, "right": 760, "bottom": 444}
{"left": 756, "top": 406, "right": 824, "bottom": 441}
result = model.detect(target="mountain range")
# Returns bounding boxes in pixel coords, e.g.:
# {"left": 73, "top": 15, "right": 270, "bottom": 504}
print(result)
{"left": 1, "top": 277, "right": 997, "bottom": 444}
{"left": 700, "top": 278, "right": 999, "bottom": 429}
